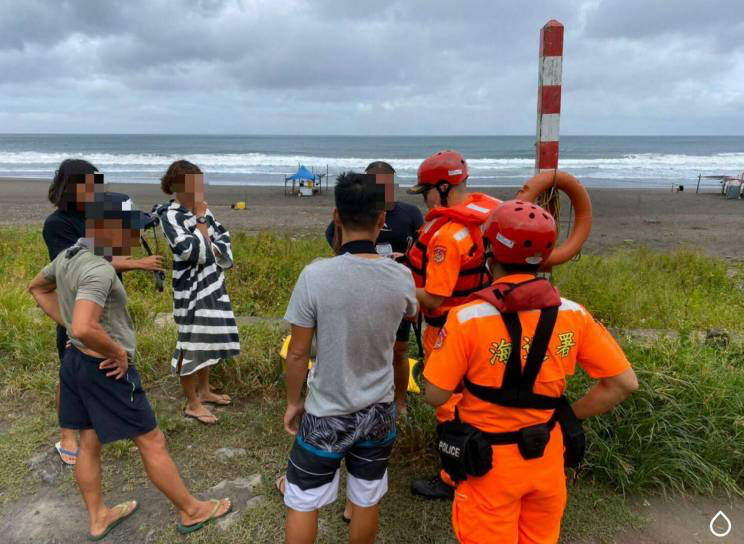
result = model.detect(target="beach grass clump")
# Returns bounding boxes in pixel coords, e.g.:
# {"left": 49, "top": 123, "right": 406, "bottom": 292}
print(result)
{"left": 227, "top": 232, "right": 331, "bottom": 316}
{"left": 572, "top": 339, "right": 744, "bottom": 496}
{"left": 554, "top": 247, "right": 744, "bottom": 330}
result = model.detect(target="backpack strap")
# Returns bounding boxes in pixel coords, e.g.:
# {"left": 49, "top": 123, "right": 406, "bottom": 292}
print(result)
{"left": 464, "top": 305, "right": 561, "bottom": 410}
{"left": 519, "top": 306, "right": 559, "bottom": 395}
{"left": 500, "top": 312, "right": 523, "bottom": 392}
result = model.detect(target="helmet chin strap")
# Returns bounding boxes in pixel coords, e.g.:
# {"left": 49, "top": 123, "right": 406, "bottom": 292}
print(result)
{"left": 435, "top": 181, "right": 452, "bottom": 207}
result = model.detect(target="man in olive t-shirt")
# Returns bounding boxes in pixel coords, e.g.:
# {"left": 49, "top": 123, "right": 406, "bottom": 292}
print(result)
{"left": 42, "top": 239, "right": 137, "bottom": 360}
{"left": 29, "top": 196, "right": 230, "bottom": 541}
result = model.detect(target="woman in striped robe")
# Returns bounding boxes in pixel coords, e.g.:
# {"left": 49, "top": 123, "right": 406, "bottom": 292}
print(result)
{"left": 156, "top": 160, "right": 240, "bottom": 425}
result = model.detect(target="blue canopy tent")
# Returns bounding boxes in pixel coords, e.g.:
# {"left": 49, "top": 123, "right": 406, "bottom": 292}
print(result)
{"left": 287, "top": 165, "right": 315, "bottom": 181}
{"left": 284, "top": 164, "right": 328, "bottom": 196}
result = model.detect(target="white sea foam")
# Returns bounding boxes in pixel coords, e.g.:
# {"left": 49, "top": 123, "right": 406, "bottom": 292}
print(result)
{"left": 0, "top": 151, "right": 741, "bottom": 187}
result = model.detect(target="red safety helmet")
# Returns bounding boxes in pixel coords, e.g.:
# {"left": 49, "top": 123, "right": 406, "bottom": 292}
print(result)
{"left": 407, "top": 150, "right": 469, "bottom": 194}
{"left": 484, "top": 199, "right": 557, "bottom": 265}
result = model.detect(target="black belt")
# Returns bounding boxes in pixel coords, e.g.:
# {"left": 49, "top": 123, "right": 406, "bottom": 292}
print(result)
{"left": 483, "top": 414, "right": 558, "bottom": 445}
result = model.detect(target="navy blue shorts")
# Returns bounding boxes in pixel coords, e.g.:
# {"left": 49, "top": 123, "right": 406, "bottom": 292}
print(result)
{"left": 59, "top": 346, "right": 157, "bottom": 444}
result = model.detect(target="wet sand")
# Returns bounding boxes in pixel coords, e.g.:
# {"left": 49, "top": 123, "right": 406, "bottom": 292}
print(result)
{"left": 1, "top": 177, "right": 741, "bottom": 259}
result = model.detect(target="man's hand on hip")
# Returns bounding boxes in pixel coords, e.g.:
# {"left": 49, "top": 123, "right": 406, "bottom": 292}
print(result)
{"left": 99, "top": 347, "right": 129, "bottom": 380}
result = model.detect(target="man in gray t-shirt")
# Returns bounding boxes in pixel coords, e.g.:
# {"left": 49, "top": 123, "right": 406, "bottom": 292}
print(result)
{"left": 284, "top": 254, "right": 416, "bottom": 416}
{"left": 282, "top": 172, "right": 417, "bottom": 543}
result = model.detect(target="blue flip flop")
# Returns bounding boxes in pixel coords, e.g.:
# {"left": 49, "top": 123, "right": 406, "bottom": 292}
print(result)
{"left": 55, "top": 441, "right": 80, "bottom": 465}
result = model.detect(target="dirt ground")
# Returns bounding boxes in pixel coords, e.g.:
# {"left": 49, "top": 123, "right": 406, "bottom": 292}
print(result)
{"left": 1, "top": 178, "right": 743, "bottom": 259}
{"left": 611, "top": 496, "right": 744, "bottom": 544}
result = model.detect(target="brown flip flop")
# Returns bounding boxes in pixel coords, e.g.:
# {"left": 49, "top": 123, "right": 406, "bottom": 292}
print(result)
{"left": 202, "top": 394, "right": 232, "bottom": 406}
{"left": 183, "top": 409, "right": 218, "bottom": 425}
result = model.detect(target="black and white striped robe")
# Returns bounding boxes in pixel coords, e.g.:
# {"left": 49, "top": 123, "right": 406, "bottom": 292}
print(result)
{"left": 157, "top": 201, "right": 241, "bottom": 376}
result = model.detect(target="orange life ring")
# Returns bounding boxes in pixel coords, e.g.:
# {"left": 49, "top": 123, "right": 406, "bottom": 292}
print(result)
{"left": 515, "top": 170, "right": 592, "bottom": 267}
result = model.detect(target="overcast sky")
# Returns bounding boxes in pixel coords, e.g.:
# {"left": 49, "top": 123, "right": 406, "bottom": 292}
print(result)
{"left": 1, "top": 0, "right": 742, "bottom": 135}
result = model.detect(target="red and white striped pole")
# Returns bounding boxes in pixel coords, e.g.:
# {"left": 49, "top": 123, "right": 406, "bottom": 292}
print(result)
{"left": 535, "top": 19, "right": 564, "bottom": 174}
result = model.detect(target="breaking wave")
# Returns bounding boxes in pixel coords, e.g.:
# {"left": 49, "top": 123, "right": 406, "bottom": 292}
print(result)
{"left": 0, "top": 151, "right": 742, "bottom": 188}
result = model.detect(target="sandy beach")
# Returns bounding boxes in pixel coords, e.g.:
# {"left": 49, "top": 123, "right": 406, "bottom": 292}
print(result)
{"left": 1, "top": 177, "right": 742, "bottom": 259}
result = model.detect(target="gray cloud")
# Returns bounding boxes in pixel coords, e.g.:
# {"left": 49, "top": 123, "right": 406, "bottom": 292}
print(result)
{"left": 0, "top": 0, "right": 741, "bottom": 134}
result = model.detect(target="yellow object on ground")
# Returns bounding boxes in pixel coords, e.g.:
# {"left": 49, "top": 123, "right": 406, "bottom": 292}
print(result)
{"left": 279, "top": 336, "right": 421, "bottom": 394}
{"left": 280, "top": 335, "right": 313, "bottom": 369}
{"left": 407, "top": 359, "right": 421, "bottom": 394}
{"left": 233, "top": 201, "right": 246, "bottom": 210}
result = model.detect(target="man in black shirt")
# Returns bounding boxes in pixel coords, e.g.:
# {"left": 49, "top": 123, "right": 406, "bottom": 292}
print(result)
{"left": 43, "top": 159, "right": 165, "bottom": 465}
{"left": 325, "top": 161, "right": 423, "bottom": 417}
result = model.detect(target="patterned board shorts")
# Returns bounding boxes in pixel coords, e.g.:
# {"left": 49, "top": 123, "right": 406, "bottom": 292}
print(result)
{"left": 284, "top": 402, "right": 397, "bottom": 512}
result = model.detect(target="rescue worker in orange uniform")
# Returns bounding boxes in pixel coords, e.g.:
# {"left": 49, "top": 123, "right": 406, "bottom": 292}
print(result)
{"left": 423, "top": 200, "right": 639, "bottom": 543}
{"left": 406, "top": 150, "right": 502, "bottom": 499}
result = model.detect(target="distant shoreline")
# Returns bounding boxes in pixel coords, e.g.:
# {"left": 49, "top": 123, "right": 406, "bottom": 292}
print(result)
{"left": 0, "top": 176, "right": 719, "bottom": 192}
{"left": 1, "top": 177, "right": 740, "bottom": 259}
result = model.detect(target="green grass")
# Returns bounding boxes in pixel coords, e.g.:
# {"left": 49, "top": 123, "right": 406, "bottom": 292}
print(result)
{"left": 553, "top": 248, "right": 744, "bottom": 330}
{"left": 2, "top": 228, "right": 744, "bottom": 542}
{"left": 572, "top": 340, "right": 744, "bottom": 497}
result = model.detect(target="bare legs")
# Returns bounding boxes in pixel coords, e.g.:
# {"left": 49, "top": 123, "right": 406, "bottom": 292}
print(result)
{"left": 285, "top": 503, "right": 379, "bottom": 544}
{"left": 286, "top": 509, "right": 319, "bottom": 544}
{"left": 132, "top": 429, "right": 230, "bottom": 525}
{"left": 57, "top": 382, "right": 78, "bottom": 462}
{"left": 76, "top": 429, "right": 109, "bottom": 536}
{"left": 392, "top": 341, "right": 409, "bottom": 417}
{"left": 349, "top": 503, "right": 379, "bottom": 544}
{"left": 75, "top": 427, "right": 230, "bottom": 537}
{"left": 197, "top": 367, "right": 231, "bottom": 405}
{"left": 180, "top": 372, "right": 217, "bottom": 424}
{"left": 180, "top": 362, "right": 229, "bottom": 424}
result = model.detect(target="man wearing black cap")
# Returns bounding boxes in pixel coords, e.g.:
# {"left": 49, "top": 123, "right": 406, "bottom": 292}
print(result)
{"left": 325, "top": 161, "right": 423, "bottom": 417}
{"left": 43, "top": 163, "right": 165, "bottom": 465}
{"left": 29, "top": 194, "right": 231, "bottom": 540}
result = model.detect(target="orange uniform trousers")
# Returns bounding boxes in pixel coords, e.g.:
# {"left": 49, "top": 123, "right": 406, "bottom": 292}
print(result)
{"left": 452, "top": 425, "right": 567, "bottom": 544}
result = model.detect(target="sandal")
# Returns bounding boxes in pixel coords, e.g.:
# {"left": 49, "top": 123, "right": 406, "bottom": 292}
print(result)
{"left": 183, "top": 409, "right": 218, "bottom": 425}
{"left": 176, "top": 498, "right": 232, "bottom": 534}
{"left": 201, "top": 393, "right": 232, "bottom": 406}
{"left": 88, "top": 500, "right": 138, "bottom": 541}
{"left": 55, "top": 441, "right": 79, "bottom": 466}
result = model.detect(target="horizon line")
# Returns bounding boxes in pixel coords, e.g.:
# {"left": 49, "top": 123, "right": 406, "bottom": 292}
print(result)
{"left": 0, "top": 133, "right": 743, "bottom": 138}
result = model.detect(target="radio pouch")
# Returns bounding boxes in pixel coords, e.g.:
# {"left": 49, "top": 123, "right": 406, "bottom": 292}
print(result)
{"left": 517, "top": 422, "right": 552, "bottom": 460}
{"left": 436, "top": 417, "right": 493, "bottom": 482}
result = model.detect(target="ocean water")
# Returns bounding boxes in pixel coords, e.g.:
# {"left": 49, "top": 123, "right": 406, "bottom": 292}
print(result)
{"left": 0, "top": 134, "right": 741, "bottom": 189}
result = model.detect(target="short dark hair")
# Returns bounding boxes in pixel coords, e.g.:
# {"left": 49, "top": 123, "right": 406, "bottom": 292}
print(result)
{"left": 365, "top": 161, "right": 395, "bottom": 174}
{"left": 48, "top": 159, "right": 99, "bottom": 210}
{"left": 334, "top": 171, "right": 385, "bottom": 230}
{"left": 161, "top": 160, "right": 202, "bottom": 195}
